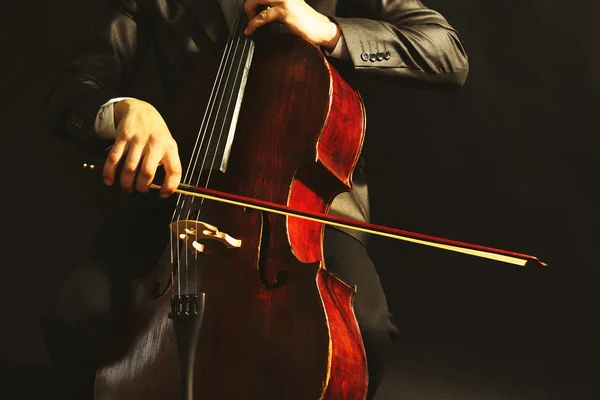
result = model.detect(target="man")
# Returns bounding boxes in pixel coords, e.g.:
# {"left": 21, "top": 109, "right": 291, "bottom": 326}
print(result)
{"left": 44, "top": 0, "right": 468, "bottom": 398}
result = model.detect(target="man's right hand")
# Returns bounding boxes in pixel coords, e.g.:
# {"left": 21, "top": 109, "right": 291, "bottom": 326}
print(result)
{"left": 103, "top": 98, "right": 182, "bottom": 198}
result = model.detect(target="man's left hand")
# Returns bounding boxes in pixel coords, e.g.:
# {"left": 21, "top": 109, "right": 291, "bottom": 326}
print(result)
{"left": 243, "top": 0, "right": 341, "bottom": 51}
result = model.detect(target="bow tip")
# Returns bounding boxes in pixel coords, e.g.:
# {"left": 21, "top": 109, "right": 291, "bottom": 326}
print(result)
{"left": 525, "top": 258, "right": 547, "bottom": 268}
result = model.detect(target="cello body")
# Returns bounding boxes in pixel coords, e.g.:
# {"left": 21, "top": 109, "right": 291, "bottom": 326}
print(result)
{"left": 94, "top": 33, "right": 368, "bottom": 399}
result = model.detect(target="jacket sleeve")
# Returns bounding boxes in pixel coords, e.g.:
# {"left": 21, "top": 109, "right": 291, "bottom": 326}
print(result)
{"left": 46, "top": 0, "right": 153, "bottom": 156}
{"left": 330, "top": 0, "right": 469, "bottom": 90}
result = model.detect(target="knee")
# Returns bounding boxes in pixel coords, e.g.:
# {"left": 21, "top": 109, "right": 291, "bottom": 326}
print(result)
{"left": 357, "top": 309, "right": 399, "bottom": 354}
{"left": 42, "top": 263, "right": 114, "bottom": 330}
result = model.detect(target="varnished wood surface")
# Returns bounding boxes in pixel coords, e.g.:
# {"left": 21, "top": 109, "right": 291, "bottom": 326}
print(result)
{"left": 95, "top": 34, "right": 368, "bottom": 399}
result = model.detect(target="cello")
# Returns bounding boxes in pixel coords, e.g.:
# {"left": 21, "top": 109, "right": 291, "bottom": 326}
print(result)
{"left": 88, "top": 5, "right": 546, "bottom": 400}
{"left": 93, "top": 7, "right": 370, "bottom": 400}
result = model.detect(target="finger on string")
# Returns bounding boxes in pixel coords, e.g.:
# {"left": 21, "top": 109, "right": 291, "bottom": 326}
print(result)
{"left": 245, "top": 6, "right": 284, "bottom": 35}
{"left": 119, "top": 139, "right": 145, "bottom": 193}
{"left": 244, "top": 0, "right": 281, "bottom": 19}
{"left": 103, "top": 139, "right": 128, "bottom": 186}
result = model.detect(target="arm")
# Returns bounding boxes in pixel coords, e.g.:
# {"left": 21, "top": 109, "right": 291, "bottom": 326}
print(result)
{"left": 47, "top": 1, "right": 181, "bottom": 197}
{"left": 46, "top": 0, "right": 153, "bottom": 155}
{"left": 243, "top": 0, "right": 467, "bottom": 89}
{"left": 330, "top": 0, "right": 469, "bottom": 89}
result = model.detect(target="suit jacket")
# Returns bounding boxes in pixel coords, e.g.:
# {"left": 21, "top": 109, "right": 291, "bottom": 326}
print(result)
{"left": 46, "top": 0, "right": 468, "bottom": 245}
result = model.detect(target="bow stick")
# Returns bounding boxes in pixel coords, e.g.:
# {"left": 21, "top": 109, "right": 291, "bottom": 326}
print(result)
{"left": 148, "top": 182, "right": 547, "bottom": 268}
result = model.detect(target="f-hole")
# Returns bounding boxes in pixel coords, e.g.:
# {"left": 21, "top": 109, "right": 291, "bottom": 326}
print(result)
{"left": 254, "top": 209, "right": 288, "bottom": 289}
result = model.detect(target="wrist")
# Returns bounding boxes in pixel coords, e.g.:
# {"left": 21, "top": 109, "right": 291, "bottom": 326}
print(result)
{"left": 319, "top": 19, "right": 341, "bottom": 52}
{"left": 114, "top": 98, "right": 136, "bottom": 127}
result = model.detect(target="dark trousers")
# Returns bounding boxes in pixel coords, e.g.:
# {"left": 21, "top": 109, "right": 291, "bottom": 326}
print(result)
{"left": 41, "top": 192, "right": 399, "bottom": 399}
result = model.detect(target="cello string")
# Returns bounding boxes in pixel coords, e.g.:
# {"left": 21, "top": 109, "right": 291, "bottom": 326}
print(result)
{"left": 186, "top": 3, "right": 248, "bottom": 293}
{"left": 169, "top": 5, "right": 245, "bottom": 296}
{"left": 185, "top": 3, "right": 244, "bottom": 294}
{"left": 191, "top": 7, "right": 247, "bottom": 202}
{"left": 183, "top": 5, "right": 246, "bottom": 205}
{"left": 197, "top": 14, "right": 248, "bottom": 186}
{"left": 185, "top": 10, "right": 247, "bottom": 294}
{"left": 178, "top": 3, "right": 248, "bottom": 294}
{"left": 193, "top": 5, "right": 249, "bottom": 192}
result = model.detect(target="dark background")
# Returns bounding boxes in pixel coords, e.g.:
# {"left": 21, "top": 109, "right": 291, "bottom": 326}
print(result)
{"left": 2, "top": 0, "right": 599, "bottom": 399}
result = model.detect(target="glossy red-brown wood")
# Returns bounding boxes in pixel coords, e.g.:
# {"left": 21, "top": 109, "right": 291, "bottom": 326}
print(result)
{"left": 95, "top": 34, "right": 368, "bottom": 399}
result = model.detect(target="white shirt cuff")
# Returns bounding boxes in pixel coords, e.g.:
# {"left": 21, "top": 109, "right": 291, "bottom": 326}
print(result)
{"left": 94, "top": 97, "right": 135, "bottom": 139}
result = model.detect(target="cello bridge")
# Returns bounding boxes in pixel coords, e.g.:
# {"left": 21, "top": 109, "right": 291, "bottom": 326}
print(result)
{"left": 169, "top": 220, "right": 242, "bottom": 253}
